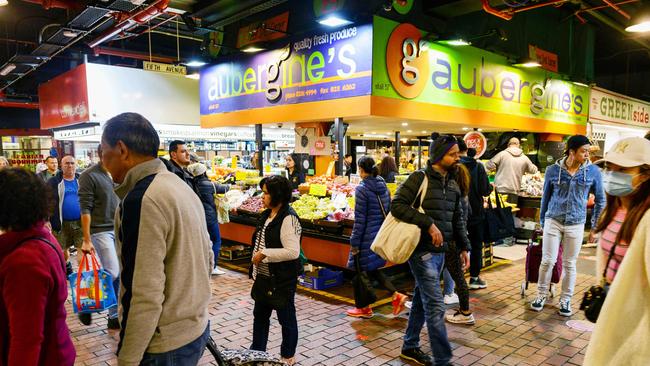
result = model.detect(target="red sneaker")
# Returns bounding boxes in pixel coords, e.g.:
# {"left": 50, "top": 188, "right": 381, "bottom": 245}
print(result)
{"left": 392, "top": 293, "right": 408, "bottom": 315}
{"left": 346, "top": 307, "right": 373, "bottom": 318}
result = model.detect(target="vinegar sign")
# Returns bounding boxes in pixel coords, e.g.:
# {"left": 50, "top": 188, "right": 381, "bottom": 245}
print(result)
{"left": 463, "top": 131, "right": 487, "bottom": 159}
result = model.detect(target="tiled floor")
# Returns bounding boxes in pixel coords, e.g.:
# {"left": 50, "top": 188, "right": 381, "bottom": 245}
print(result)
{"left": 68, "top": 252, "right": 597, "bottom": 366}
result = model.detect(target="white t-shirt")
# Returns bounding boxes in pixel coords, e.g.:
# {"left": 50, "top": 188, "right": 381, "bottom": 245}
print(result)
{"left": 252, "top": 215, "right": 301, "bottom": 280}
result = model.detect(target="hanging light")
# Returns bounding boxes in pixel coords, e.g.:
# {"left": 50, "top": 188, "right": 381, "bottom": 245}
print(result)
{"left": 0, "top": 0, "right": 8, "bottom": 7}
{"left": 626, "top": 10, "right": 650, "bottom": 32}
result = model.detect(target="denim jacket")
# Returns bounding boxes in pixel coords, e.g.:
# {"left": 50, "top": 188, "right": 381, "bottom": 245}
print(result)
{"left": 540, "top": 157, "right": 606, "bottom": 228}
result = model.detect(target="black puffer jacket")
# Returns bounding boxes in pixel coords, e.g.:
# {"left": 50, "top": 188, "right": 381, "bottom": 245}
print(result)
{"left": 390, "top": 165, "right": 470, "bottom": 254}
{"left": 193, "top": 174, "right": 229, "bottom": 227}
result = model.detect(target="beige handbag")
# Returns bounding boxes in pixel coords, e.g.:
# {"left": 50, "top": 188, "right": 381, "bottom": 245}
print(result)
{"left": 370, "top": 173, "right": 428, "bottom": 264}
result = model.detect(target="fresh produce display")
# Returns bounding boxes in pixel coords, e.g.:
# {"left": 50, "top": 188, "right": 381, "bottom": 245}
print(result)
{"left": 224, "top": 190, "right": 249, "bottom": 210}
{"left": 306, "top": 175, "right": 357, "bottom": 196}
{"left": 394, "top": 175, "right": 409, "bottom": 185}
{"left": 520, "top": 172, "right": 544, "bottom": 197}
{"left": 291, "top": 195, "right": 336, "bottom": 220}
{"left": 238, "top": 196, "right": 265, "bottom": 213}
{"left": 488, "top": 191, "right": 517, "bottom": 208}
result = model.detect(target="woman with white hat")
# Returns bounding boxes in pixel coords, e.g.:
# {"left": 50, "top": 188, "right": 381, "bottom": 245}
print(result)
{"left": 584, "top": 136, "right": 650, "bottom": 365}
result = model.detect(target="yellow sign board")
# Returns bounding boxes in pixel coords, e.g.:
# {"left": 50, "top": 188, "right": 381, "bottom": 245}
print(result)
{"left": 231, "top": 156, "right": 238, "bottom": 169}
{"left": 309, "top": 184, "right": 327, "bottom": 197}
{"left": 235, "top": 170, "right": 247, "bottom": 181}
{"left": 143, "top": 61, "right": 187, "bottom": 75}
{"left": 386, "top": 183, "right": 397, "bottom": 196}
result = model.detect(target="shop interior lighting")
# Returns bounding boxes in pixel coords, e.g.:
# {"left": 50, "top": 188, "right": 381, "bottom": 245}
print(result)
{"left": 438, "top": 39, "right": 471, "bottom": 46}
{"left": 62, "top": 30, "right": 78, "bottom": 38}
{"left": 401, "top": 122, "right": 408, "bottom": 126}
{"left": 241, "top": 46, "right": 265, "bottom": 53}
{"left": 0, "top": 63, "right": 16, "bottom": 76}
{"left": 421, "top": 130, "right": 427, "bottom": 133}
{"left": 0, "top": 0, "right": 7, "bottom": 6}
{"left": 318, "top": 15, "right": 353, "bottom": 27}
{"left": 185, "top": 73, "right": 200, "bottom": 80}
{"left": 407, "top": 130, "right": 412, "bottom": 133}
{"left": 185, "top": 60, "right": 207, "bottom": 67}
{"left": 626, "top": 12, "right": 650, "bottom": 32}
{"left": 462, "top": 127, "right": 470, "bottom": 131}
{"left": 513, "top": 58, "right": 541, "bottom": 68}
{"left": 573, "top": 81, "right": 590, "bottom": 87}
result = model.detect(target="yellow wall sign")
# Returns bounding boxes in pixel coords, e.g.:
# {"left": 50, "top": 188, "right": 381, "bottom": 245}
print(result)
{"left": 143, "top": 61, "right": 187, "bottom": 75}
{"left": 309, "top": 184, "right": 327, "bottom": 197}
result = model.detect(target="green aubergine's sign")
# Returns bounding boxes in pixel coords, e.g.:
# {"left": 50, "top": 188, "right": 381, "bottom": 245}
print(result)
{"left": 372, "top": 16, "right": 588, "bottom": 126}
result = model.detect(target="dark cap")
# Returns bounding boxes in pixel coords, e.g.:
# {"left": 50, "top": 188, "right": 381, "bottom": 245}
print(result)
{"left": 566, "top": 135, "right": 591, "bottom": 153}
{"left": 429, "top": 135, "right": 458, "bottom": 165}
{"left": 457, "top": 137, "right": 468, "bottom": 153}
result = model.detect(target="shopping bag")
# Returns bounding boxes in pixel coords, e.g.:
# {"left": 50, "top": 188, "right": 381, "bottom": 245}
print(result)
{"left": 68, "top": 253, "right": 117, "bottom": 314}
{"left": 213, "top": 182, "right": 230, "bottom": 224}
{"left": 352, "top": 255, "right": 377, "bottom": 308}
{"left": 370, "top": 172, "right": 428, "bottom": 264}
{"left": 484, "top": 188, "right": 515, "bottom": 242}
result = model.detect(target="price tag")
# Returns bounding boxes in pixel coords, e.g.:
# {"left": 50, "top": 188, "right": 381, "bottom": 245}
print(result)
{"left": 309, "top": 184, "right": 327, "bottom": 197}
{"left": 235, "top": 171, "right": 247, "bottom": 181}
{"left": 386, "top": 183, "right": 398, "bottom": 196}
{"left": 231, "top": 156, "right": 238, "bottom": 169}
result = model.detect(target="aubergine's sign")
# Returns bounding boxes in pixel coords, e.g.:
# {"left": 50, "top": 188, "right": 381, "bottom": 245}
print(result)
{"left": 200, "top": 24, "right": 372, "bottom": 115}
{"left": 372, "top": 16, "right": 588, "bottom": 126}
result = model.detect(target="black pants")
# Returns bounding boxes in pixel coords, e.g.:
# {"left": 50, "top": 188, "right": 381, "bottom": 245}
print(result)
{"left": 353, "top": 269, "right": 398, "bottom": 306}
{"left": 251, "top": 290, "right": 298, "bottom": 358}
{"left": 468, "top": 222, "right": 485, "bottom": 278}
{"left": 444, "top": 242, "right": 470, "bottom": 312}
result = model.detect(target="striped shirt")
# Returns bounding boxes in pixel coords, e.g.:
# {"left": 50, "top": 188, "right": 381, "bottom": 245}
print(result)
{"left": 252, "top": 218, "right": 272, "bottom": 279}
{"left": 599, "top": 208, "right": 629, "bottom": 284}
{"left": 252, "top": 215, "right": 302, "bottom": 280}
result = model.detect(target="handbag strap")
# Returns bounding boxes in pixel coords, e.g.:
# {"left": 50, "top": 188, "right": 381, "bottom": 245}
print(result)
{"left": 601, "top": 236, "right": 620, "bottom": 284}
{"left": 411, "top": 171, "right": 428, "bottom": 211}
{"left": 354, "top": 253, "right": 362, "bottom": 273}
{"left": 376, "top": 194, "right": 387, "bottom": 218}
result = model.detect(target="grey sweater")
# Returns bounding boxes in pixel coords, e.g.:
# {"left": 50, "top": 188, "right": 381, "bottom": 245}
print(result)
{"left": 78, "top": 163, "right": 119, "bottom": 234}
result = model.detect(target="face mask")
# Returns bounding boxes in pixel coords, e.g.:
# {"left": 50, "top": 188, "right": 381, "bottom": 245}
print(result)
{"left": 602, "top": 170, "right": 637, "bottom": 197}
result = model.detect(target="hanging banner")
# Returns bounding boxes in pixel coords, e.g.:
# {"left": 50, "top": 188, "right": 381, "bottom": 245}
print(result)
{"left": 528, "top": 45, "right": 558, "bottom": 73}
{"left": 236, "top": 12, "right": 290, "bottom": 48}
{"left": 372, "top": 17, "right": 588, "bottom": 126}
{"left": 39, "top": 64, "right": 89, "bottom": 129}
{"left": 589, "top": 87, "right": 650, "bottom": 128}
{"left": 200, "top": 23, "right": 373, "bottom": 115}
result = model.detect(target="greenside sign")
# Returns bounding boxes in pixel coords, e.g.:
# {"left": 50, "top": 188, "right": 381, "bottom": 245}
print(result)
{"left": 372, "top": 16, "right": 588, "bottom": 126}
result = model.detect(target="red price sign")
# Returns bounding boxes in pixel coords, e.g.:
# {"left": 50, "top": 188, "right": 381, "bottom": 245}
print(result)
{"left": 315, "top": 139, "right": 326, "bottom": 150}
{"left": 463, "top": 131, "right": 487, "bottom": 159}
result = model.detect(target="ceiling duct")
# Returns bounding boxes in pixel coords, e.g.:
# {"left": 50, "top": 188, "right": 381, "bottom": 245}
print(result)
{"left": 192, "top": 0, "right": 287, "bottom": 28}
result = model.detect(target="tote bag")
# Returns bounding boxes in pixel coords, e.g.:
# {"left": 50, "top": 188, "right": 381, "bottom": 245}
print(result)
{"left": 68, "top": 253, "right": 117, "bottom": 314}
{"left": 370, "top": 172, "right": 428, "bottom": 264}
{"left": 484, "top": 188, "right": 515, "bottom": 242}
{"left": 212, "top": 182, "right": 230, "bottom": 224}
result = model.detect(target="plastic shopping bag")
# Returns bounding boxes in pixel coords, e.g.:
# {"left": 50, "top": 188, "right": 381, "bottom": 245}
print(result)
{"left": 68, "top": 253, "right": 117, "bottom": 314}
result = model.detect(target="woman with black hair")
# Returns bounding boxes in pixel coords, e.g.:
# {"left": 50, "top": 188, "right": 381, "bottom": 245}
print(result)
{"left": 285, "top": 153, "right": 305, "bottom": 190}
{"left": 379, "top": 156, "right": 399, "bottom": 183}
{"left": 0, "top": 168, "right": 75, "bottom": 365}
{"left": 346, "top": 156, "right": 407, "bottom": 318}
{"left": 250, "top": 175, "right": 302, "bottom": 366}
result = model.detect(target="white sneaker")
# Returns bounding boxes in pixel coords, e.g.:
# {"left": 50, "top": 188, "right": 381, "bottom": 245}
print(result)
{"left": 530, "top": 296, "right": 546, "bottom": 312}
{"left": 405, "top": 301, "right": 412, "bottom": 309}
{"left": 211, "top": 267, "right": 226, "bottom": 275}
{"left": 445, "top": 310, "right": 475, "bottom": 325}
{"left": 444, "top": 293, "right": 459, "bottom": 305}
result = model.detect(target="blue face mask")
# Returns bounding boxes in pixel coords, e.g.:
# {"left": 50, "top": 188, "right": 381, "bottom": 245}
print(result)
{"left": 602, "top": 170, "right": 637, "bottom": 197}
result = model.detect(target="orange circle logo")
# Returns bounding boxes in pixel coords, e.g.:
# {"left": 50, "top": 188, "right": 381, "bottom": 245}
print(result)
{"left": 386, "top": 23, "right": 429, "bottom": 99}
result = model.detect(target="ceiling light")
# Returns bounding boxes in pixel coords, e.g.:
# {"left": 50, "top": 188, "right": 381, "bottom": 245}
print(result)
{"left": 318, "top": 15, "right": 353, "bottom": 27}
{"left": 62, "top": 30, "right": 78, "bottom": 38}
{"left": 185, "top": 60, "right": 207, "bottom": 67}
{"left": 372, "top": 131, "right": 376, "bottom": 134}
{"left": 0, "top": 0, "right": 7, "bottom": 6}
{"left": 185, "top": 73, "right": 200, "bottom": 80}
{"left": 242, "top": 46, "right": 265, "bottom": 53}
{"left": 421, "top": 130, "right": 426, "bottom": 133}
{"left": 0, "top": 63, "right": 16, "bottom": 76}
{"left": 477, "top": 128, "right": 483, "bottom": 132}
{"left": 626, "top": 12, "right": 650, "bottom": 32}
{"left": 439, "top": 39, "right": 471, "bottom": 46}
{"left": 573, "top": 81, "right": 589, "bottom": 87}
{"left": 462, "top": 127, "right": 469, "bottom": 131}
{"left": 407, "top": 130, "right": 412, "bottom": 133}
{"left": 401, "top": 122, "right": 408, "bottom": 126}
{"left": 514, "top": 58, "right": 541, "bottom": 68}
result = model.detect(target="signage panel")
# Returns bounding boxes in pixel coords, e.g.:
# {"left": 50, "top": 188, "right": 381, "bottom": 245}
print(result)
{"left": 39, "top": 64, "right": 89, "bottom": 129}
{"left": 143, "top": 61, "right": 187, "bottom": 75}
{"left": 589, "top": 87, "right": 650, "bottom": 128}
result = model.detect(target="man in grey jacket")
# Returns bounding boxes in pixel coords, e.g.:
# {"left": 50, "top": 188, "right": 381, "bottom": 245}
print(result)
{"left": 486, "top": 137, "right": 538, "bottom": 199}
{"left": 78, "top": 145, "right": 120, "bottom": 329}
{"left": 100, "top": 113, "right": 213, "bottom": 366}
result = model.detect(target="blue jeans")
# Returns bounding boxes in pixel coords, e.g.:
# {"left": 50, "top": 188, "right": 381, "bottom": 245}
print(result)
{"left": 91, "top": 231, "right": 119, "bottom": 319}
{"left": 251, "top": 290, "right": 298, "bottom": 358}
{"left": 140, "top": 324, "right": 210, "bottom": 365}
{"left": 442, "top": 268, "right": 454, "bottom": 296}
{"left": 207, "top": 222, "right": 221, "bottom": 268}
{"left": 403, "top": 252, "right": 452, "bottom": 366}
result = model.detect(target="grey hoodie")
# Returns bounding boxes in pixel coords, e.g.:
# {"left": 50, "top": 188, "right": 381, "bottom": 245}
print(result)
{"left": 486, "top": 147, "right": 538, "bottom": 195}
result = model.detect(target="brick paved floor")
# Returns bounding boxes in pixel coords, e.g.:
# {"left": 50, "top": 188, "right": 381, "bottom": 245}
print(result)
{"left": 68, "top": 254, "right": 597, "bottom": 366}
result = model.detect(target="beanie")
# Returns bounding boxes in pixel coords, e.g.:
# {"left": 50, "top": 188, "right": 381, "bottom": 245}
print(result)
{"left": 457, "top": 137, "right": 468, "bottom": 153}
{"left": 566, "top": 135, "right": 591, "bottom": 154}
{"left": 187, "top": 162, "right": 207, "bottom": 177}
{"left": 429, "top": 135, "right": 458, "bottom": 165}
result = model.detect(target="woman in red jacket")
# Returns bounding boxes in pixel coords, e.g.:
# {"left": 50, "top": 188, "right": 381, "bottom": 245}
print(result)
{"left": 0, "top": 168, "right": 75, "bottom": 366}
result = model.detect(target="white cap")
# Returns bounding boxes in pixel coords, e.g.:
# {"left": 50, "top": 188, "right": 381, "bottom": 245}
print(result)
{"left": 187, "top": 162, "right": 207, "bottom": 177}
{"left": 595, "top": 137, "right": 650, "bottom": 168}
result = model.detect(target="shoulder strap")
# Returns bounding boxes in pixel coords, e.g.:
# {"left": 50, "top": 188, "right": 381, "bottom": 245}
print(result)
{"left": 376, "top": 194, "right": 386, "bottom": 218}
{"left": 1, "top": 236, "right": 66, "bottom": 273}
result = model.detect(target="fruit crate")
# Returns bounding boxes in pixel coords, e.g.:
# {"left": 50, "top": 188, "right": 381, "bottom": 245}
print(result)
{"left": 219, "top": 246, "right": 252, "bottom": 261}
{"left": 298, "top": 268, "right": 344, "bottom": 290}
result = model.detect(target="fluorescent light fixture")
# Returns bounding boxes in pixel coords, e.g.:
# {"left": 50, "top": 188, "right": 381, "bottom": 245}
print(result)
{"left": 62, "top": 30, "right": 78, "bottom": 38}
{"left": 0, "top": 63, "right": 16, "bottom": 76}
{"left": 242, "top": 46, "right": 265, "bottom": 53}
{"left": 573, "top": 81, "right": 589, "bottom": 87}
{"left": 185, "top": 73, "right": 200, "bottom": 80}
{"left": 407, "top": 130, "right": 412, "bottom": 133}
{"left": 318, "top": 15, "right": 352, "bottom": 27}
{"left": 626, "top": 19, "right": 650, "bottom": 33}
{"left": 185, "top": 60, "right": 207, "bottom": 67}
{"left": 462, "top": 127, "right": 470, "bottom": 131}
{"left": 421, "top": 130, "right": 427, "bottom": 133}
{"left": 514, "top": 59, "right": 542, "bottom": 68}
{"left": 0, "top": 0, "right": 7, "bottom": 6}
{"left": 401, "top": 122, "right": 408, "bottom": 126}
{"left": 439, "top": 39, "right": 471, "bottom": 46}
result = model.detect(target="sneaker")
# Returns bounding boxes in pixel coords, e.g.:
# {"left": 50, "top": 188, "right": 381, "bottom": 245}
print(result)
{"left": 211, "top": 267, "right": 226, "bottom": 275}
{"left": 392, "top": 292, "right": 408, "bottom": 315}
{"left": 69, "top": 247, "right": 77, "bottom": 256}
{"left": 444, "top": 293, "right": 459, "bottom": 305}
{"left": 107, "top": 317, "right": 120, "bottom": 330}
{"left": 78, "top": 312, "right": 92, "bottom": 326}
{"left": 66, "top": 262, "right": 73, "bottom": 276}
{"left": 346, "top": 307, "right": 373, "bottom": 318}
{"left": 558, "top": 299, "right": 573, "bottom": 317}
{"left": 400, "top": 348, "right": 433, "bottom": 366}
{"left": 405, "top": 301, "right": 412, "bottom": 309}
{"left": 530, "top": 296, "right": 547, "bottom": 312}
{"left": 469, "top": 277, "right": 487, "bottom": 290}
{"left": 445, "top": 310, "right": 475, "bottom": 325}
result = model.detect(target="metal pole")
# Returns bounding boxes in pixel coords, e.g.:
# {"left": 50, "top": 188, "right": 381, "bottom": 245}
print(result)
{"left": 395, "top": 131, "right": 401, "bottom": 162}
{"left": 417, "top": 138, "right": 422, "bottom": 170}
{"left": 335, "top": 117, "right": 344, "bottom": 176}
{"left": 255, "top": 124, "right": 263, "bottom": 177}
